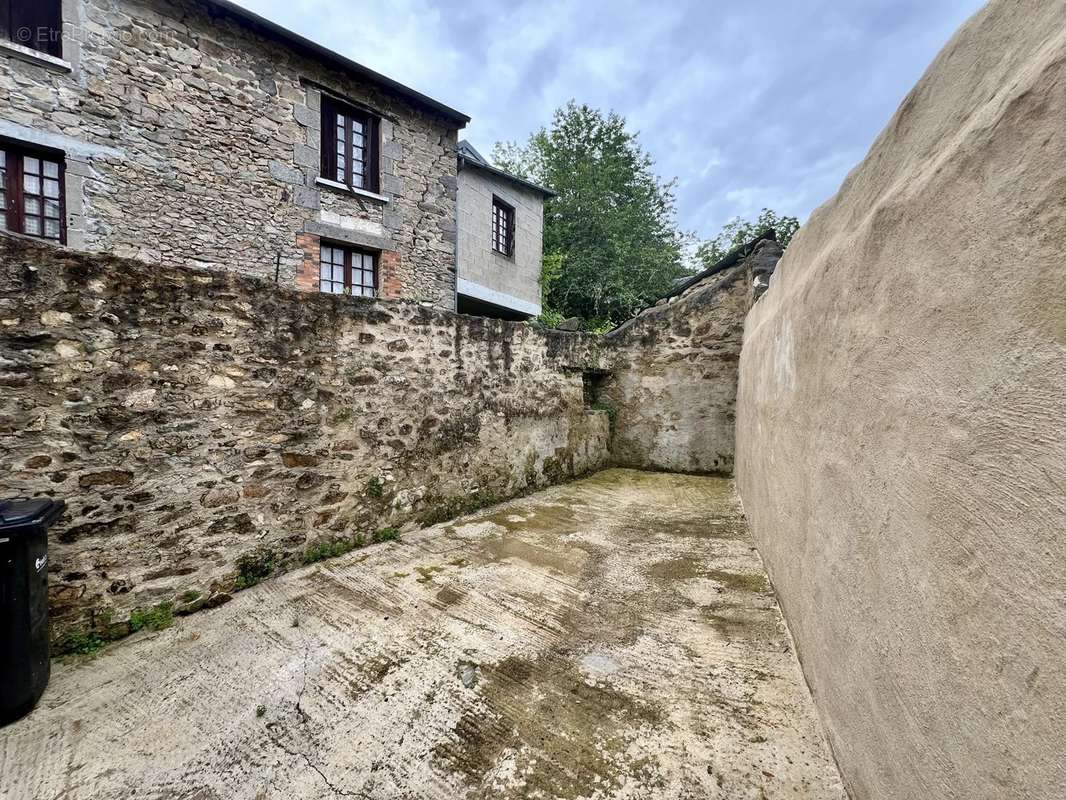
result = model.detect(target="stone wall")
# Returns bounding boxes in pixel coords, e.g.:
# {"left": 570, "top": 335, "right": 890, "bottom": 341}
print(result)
{"left": 457, "top": 165, "right": 544, "bottom": 316}
{"left": 601, "top": 240, "right": 781, "bottom": 475}
{"left": 0, "top": 233, "right": 609, "bottom": 645}
{"left": 736, "top": 1, "right": 1066, "bottom": 797}
{"left": 0, "top": 0, "right": 461, "bottom": 306}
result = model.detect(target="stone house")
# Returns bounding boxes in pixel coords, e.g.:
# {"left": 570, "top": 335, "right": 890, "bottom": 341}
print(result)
{"left": 456, "top": 140, "right": 552, "bottom": 320}
{"left": 0, "top": 0, "right": 470, "bottom": 307}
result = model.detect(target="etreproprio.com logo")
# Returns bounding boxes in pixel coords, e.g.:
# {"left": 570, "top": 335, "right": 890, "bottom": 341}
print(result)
{"left": 13, "top": 25, "right": 181, "bottom": 48}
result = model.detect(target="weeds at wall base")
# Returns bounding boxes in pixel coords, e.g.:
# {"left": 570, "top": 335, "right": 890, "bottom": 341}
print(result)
{"left": 58, "top": 600, "right": 174, "bottom": 660}
{"left": 54, "top": 473, "right": 593, "bottom": 660}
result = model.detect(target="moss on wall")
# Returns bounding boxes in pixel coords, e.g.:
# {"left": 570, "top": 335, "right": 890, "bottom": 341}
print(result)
{"left": 0, "top": 234, "right": 609, "bottom": 649}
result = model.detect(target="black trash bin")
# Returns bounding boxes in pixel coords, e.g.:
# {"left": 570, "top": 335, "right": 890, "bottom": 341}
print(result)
{"left": 0, "top": 498, "right": 65, "bottom": 726}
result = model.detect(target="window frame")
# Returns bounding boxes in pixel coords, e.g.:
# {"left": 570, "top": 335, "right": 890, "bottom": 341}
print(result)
{"left": 1, "top": 0, "right": 64, "bottom": 58}
{"left": 320, "top": 97, "right": 380, "bottom": 193}
{"left": 491, "top": 195, "right": 515, "bottom": 258}
{"left": 318, "top": 243, "right": 378, "bottom": 298}
{"left": 1, "top": 141, "right": 66, "bottom": 244}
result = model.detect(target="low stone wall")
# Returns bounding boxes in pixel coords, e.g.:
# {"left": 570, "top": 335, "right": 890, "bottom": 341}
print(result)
{"left": 601, "top": 240, "right": 781, "bottom": 475}
{"left": 736, "top": 2, "right": 1066, "bottom": 797}
{"left": 0, "top": 233, "right": 608, "bottom": 646}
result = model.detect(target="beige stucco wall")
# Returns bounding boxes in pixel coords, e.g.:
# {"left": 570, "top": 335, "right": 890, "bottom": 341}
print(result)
{"left": 457, "top": 166, "right": 543, "bottom": 315}
{"left": 736, "top": 1, "right": 1066, "bottom": 798}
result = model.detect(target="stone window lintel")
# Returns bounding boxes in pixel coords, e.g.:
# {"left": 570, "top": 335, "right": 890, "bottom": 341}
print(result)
{"left": 303, "top": 221, "right": 396, "bottom": 253}
{"left": 0, "top": 40, "right": 73, "bottom": 73}
{"left": 298, "top": 78, "right": 399, "bottom": 125}
{"left": 315, "top": 177, "right": 389, "bottom": 204}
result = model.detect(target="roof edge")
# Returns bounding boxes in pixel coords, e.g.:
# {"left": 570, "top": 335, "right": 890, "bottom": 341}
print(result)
{"left": 201, "top": 0, "right": 470, "bottom": 126}
{"left": 458, "top": 156, "right": 556, "bottom": 198}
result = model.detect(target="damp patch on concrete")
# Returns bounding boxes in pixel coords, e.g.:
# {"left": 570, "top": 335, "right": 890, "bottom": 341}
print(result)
{"left": 0, "top": 469, "right": 846, "bottom": 799}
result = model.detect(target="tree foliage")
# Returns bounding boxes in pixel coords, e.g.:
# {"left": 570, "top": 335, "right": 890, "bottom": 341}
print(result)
{"left": 696, "top": 209, "right": 800, "bottom": 269}
{"left": 493, "top": 102, "right": 686, "bottom": 326}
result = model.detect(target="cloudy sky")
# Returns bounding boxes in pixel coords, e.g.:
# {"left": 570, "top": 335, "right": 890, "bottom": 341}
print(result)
{"left": 235, "top": 0, "right": 985, "bottom": 240}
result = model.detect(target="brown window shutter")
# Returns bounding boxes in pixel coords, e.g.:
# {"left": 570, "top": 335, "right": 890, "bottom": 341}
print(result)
{"left": 508, "top": 206, "right": 516, "bottom": 256}
{"left": 320, "top": 98, "right": 335, "bottom": 180}
{"left": 10, "top": 0, "right": 63, "bottom": 58}
{"left": 0, "top": 1, "right": 10, "bottom": 44}
{"left": 368, "top": 116, "right": 381, "bottom": 193}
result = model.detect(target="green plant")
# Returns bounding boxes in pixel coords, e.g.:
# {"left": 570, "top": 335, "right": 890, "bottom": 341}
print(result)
{"left": 591, "top": 401, "right": 617, "bottom": 434}
{"left": 331, "top": 408, "right": 353, "bottom": 424}
{"left": 235, "top": 550, "right": 276, "bottom": 590}
{"left": 373, "top": 527, "right": 400, "bottom": 543}
{"left": 61, "top": 630, "right": 105, "bottom": 657}
{"left": 366, "top": 476, "right": 384, "bottom": 499}
{"left": 129, "top": 602, "right": 173, "bottom": 633}
{"left": 417, "top": 490, "right": 502, "bottom": 527}
{"left": 696, "top": 208, "right": 800, "bottom": 267}
{"left": 302, "top": 536, "right": 356, "bottom": 565}
{"left": 534, "top": 308, "right": 565, "bottom": 329}
{"left": 179, "top": 590, "right": 201, "bottom": 604}
{"left": 493, "top": 102, "right": 687, "bottom": 322}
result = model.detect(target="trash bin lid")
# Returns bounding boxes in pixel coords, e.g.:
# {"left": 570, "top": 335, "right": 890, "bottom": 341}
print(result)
{"left": 0, "top": 498, "right": 65, "bottom": 530}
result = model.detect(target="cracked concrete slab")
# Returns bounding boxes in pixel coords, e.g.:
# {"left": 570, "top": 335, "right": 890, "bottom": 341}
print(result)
{"left": 0, "top": 469, "right": 846, "bottom": 799}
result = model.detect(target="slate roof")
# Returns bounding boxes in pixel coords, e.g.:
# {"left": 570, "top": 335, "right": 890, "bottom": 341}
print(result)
{"left": 457, "top": 140, "right": 555, "bottom": 198}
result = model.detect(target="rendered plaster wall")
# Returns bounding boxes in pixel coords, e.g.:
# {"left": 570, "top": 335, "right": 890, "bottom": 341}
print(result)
{"left": 456, "top": 166, "right": 544, "bottom": 315}
{"left": 735, "top": 1, "right": 1066, "bottom": 797}
{"left": 0, "top": 0, "right": 460, "bottom": 306}
{"left": 0, "top": 233, "right": 609, "bottom": 646}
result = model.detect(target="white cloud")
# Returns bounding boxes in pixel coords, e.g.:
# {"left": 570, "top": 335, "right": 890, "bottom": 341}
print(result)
{"left": 231, "top": 0, "right": 987, "bottom": 239}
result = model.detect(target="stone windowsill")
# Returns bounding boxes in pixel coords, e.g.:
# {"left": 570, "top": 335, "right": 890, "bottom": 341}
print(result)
{"left": 315, "top": 177, "right": 389, "bottom": 204}
{"left": 0, "top": 40, "right": 72, "bottom": 72}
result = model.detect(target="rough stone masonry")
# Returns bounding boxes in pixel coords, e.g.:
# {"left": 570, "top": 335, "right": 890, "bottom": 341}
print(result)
{"left": 0, "top": 232, "right": 609, "bottom": 644}
{"left": 0, "top": 225, "right": 771, "bottom": 648}
{"left": 1, "top": 0, "right": 464, "bottom": 305}
{"left": 602, "top": 238, "right": 783, "bottom": 475}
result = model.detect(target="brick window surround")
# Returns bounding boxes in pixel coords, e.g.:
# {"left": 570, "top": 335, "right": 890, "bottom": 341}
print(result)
{"left": 295, "top": 233, "right": 402, "bottom": 300}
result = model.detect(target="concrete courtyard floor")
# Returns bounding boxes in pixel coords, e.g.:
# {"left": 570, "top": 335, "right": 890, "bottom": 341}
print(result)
{"left": 1, "top": 469, "right": 846, "bottom": 800}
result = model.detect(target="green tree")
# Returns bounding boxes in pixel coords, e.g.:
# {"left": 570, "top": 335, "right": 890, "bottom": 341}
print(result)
{"left": 493, "top": 102, "right": 686, "bottom": 326}
{"left": 696, "top": 209, "right": 800, "bottom": 268}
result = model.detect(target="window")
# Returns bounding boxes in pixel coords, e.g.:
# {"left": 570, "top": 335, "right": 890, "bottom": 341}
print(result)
{"left": 320, "top": 98, "right": 379, "bottom": 192}
{"left": 0, "top": 0, "right": 63, "bottom": 58}
{"left": 1, "top": 144, "right": 65, "bottom": 243}
{"left": 491, "top": 196, "right": 515, "bottom": 257}
{"left": 320, "top": 244, "right": 376, "bottom": 297}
